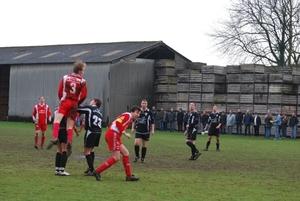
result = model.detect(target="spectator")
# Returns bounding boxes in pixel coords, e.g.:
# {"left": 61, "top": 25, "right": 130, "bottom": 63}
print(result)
{"left": 226, "top": 110, "right": 235, "bottom": 134}
{"left": 201, "top": 111, "right": 209, "bottom": 134}
{"left": 151, "top": 106, "right": 157, "bottom": 130}
{"left": 273, "top": 110, "right": 281, "bottom": 140}
{"left": 220, "top": 111, "right": 227, "bottom": 134}
{"left": 168, "top": 108, "right": 176, "bottom": 132}
{"left": 157, "top": 108, "right": 164, "bottom": 131}
{"left": 265, "top": 110, "right": 273, "bottom": 139}
{"left": 236, "top": 109, "right": 244, "bottom": 135}
{"left": 163, "top": 110, "right": 169, "bottom": 131}
{"left": 243, "top": 110, "right": 253, "bottom": 136}
{"left": 281, "top": 114, "right": 288, "bottom": 139}
{"left": 252, "top": 112, "right": 261, "bottom": 136}
{"left": 289, "top": 112, "right": 299, "bottom": 139}
{"left": 176, "top": 108, "right": 184, "bottom": 132}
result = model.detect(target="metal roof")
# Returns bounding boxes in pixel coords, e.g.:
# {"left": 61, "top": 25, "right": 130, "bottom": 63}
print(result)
{"left": 0, "top": 41, "right": 191, "bottom": 65}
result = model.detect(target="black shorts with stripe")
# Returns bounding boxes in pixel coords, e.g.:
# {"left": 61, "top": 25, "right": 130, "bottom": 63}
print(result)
{"left": 84, "top": 131, "right": 101, "bottom": 148}
{"left": 135, "top": 133, "right": 150, "bottom": 141}
{"left": 186, "top": 128, "right": 197, "bottom": 140}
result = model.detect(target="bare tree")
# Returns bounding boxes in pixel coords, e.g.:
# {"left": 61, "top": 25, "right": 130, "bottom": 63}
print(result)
{"left": 209, "top": 0, "right": 300, "bottom": 67}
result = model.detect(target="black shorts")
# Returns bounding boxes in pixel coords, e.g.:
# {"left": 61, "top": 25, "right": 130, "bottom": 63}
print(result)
{"left": 208, "top": 126, "right": 220, "bottom": 136}
{"left": 58, "top": 129, "right": 68, "bottom": 144}
{"left": 84, "top": 131, "right": 101, "bottom": 148}
{"left": 135, "top": 133, "right": 150, "bottom": 141}
{"left": 186, "top": 128, "right": 197, "bottom": 140}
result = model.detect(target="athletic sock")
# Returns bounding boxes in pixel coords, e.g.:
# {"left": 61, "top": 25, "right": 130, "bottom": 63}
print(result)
{"left": 122, "top": 155, "right": 132, "bottom": 177}
{"left": 216, "top": 143, "right": 220, "bottom": 150}
{"left": 52, "top": 123, "right": 60, "bottom": 139}
{"left": 41, "top": 135, "right": 45, "bottom": 146}
{"left": 35, "top": 135, "right": 38, "bottom": 146}
{"left": 141, "top": 147, "right": 147, "bottom": 159}
{"left": 186, "top": 141, "right": 197, "bottom": 155}
{"left": 67, "top": 129, "right": 73, "bottom": 143}
{"left": 96, "top": 157, "right": 117, "bottom": 173}
{"left": 134, "top": 145, "right": 140, "bottom": 158}
{"left": 206, "top": 141, "right": 211, "bottom": 149}
{"left": 55, "top": 152, "right": 62, "bottom": 168}
{"left": 85, "top": 154, "right": 94, "bottom": 171}
{"left": 60, "top": 151, "right": 68, "bottom": 169}
{"left": 91, "top": 151, "right": 95, "bottom": 162}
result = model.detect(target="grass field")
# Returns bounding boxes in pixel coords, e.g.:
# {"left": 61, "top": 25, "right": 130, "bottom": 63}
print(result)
{"left": 0, "top": 121, "right": 299, "bottom": 201}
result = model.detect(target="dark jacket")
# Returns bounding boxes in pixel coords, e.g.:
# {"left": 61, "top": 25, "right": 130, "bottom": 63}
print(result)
{"left": 243, "top": 114, "right": 253, "bottom": 125}
{"left": 252, "top": 115, "right": 261, "bottom": 126}
{"left": 236, "top": 112, "right": 244, "bottom": 124}
{"left": 168, "top": 111, "right": 176, "bottom": 122}
{"left": 265, "top": 115, "right": 273, "bottom": 128}
{"left": 177, "top": 111, "right": 184, "bottom": 123}
{"left": 289, "top": 116, "right": 299, "bottom": 126}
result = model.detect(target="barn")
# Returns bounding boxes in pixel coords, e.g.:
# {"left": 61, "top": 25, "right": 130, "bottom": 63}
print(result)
{"left": 0, "top": 41, "right": 192, "bottom": 124}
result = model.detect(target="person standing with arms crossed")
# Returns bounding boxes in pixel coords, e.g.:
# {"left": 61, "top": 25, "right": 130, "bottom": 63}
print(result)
{"left": 32, "top": 96, "right": 52, "bottom": 149}
{"left": 47, "top": 60, "right": 87, "bottom": 149}
{"left": 132, "top": 99, "right": 154, "bottom": 163}
{"left": 77, "top": 98, "right": 103, "bottom": 176}
{"left": 203, "top": 105, "right": 222, "bottom": 151}
{"left": 184, "top": 102, "right": 201, "bottom": 160}
{"left": 93, "top": 105, "right": 141, "bottom": 181}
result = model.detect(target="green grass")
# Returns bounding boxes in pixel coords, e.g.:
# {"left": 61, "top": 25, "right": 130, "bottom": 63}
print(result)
{"left": 0, "top": 121, "right": 299, "bottom": 201}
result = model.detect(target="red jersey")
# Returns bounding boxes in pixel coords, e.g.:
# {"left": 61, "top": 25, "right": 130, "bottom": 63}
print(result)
{"left": 58, "top": 73, "right": 87, "bottom": 105}
{"left": 32, "top": 104, "right": 51, "bottom": 124}
{"left": 109, "top": 112, "right": 132, "bottom": 134}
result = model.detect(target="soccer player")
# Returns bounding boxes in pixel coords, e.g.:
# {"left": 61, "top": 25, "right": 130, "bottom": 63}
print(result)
{"left": 203, "top": 105, "right": 222, "bottom": 151}
{"left": 92, "top": 105, "right": 141, "bottom": 181}
{"left": 131, "top": 99, "right": 154, "bottom": 163}
{"left": 77, "top": 98, "right": 103, "bottom": 176}
{"left": 47, "top": 60, "right": 87, "bottom": 149}
{"left": 184, "top": 102, "right": 201, "bottom": 160}
{"left": 54, "top": 109, "right": 70, "bottom": 176}
{"left": 32, "top": 96, "right": 52, "bottom": 149}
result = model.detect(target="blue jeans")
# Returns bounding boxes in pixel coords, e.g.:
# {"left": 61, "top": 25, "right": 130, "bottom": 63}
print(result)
{"left": 227, "top": 126, "right": 233, "bottom": 134}
{"left": 236, "top": 123, "right": 242, "bottom": 134}
{"left": 169, "top": 121, "right": 175, "bottom": 132}
{"left": 291, "top": 125, "right": 297, "bottom": 138}
{"left": 275, "top": 125, "right": 280, "bottom": 139}
{"left": 202, "top": 122, "right": 207, "bottom": 132}
{"left": 265, "top": 127, "right": 271, "bottom": 138}
{"left": 281, "top": 127, "right": 287, "bottom": 138}
{"left": 160, "top": 120, "right": 164, "bottom": 131}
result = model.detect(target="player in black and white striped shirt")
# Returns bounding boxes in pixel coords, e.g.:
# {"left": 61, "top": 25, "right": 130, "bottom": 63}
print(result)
{"left": 77, "top": 98, "right": 103, "bottom": 176}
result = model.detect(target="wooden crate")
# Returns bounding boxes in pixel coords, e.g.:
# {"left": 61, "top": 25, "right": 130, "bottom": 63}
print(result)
{"left": 241, "top": 74, "right": 255, "bottom": 83}
{"left": 201, "top": 102, "right": 214, "bottom": 112}
{"left": 177, "top": 74, "right": 190, "bottom": 83}
{"left": 278, "top": 66, "right": 293, "bottom": 74}
{"left": 282, "top": 95, "right": 297, "bottom": 104}
{"left": 268, "top": 94, "right": 282, "bottom": 104}
{"left": 283, "top": 74, "right": 293, "bottom": 83}
{"left": 215, "top": 84, "right": 227, "bottom": 93}
{"left": 293, "top": 75, "right": 300, "bottom": 84}
{"left": 215, "top": 103, "right": 226, "bottom": 113}
{"left": 240, "top": 94, "right": 253, "bottom": 103}
{"left": 190, "top": 83, "right": 201, "bottom": 92}
{"left": 202, "top": 74, "right": 226, "bottom": 83}
{"left": 156, "top": 84, "right": 177, "bottom": 93}
{"left": 254, "top": 104, "right": 268, "bottom": 114}
{"left": 226, "top": 65, "right": 241, "bottom": 74}
{"left": 255, "top": 74, "right": 268, "bottom": 83}
{"left": 177, "top": 83, "right": 189, "bottom": 92}
{"left": 155, "top": 59, "right": 175, "bottom": 67}
{"left": 227, "top": 84, "right": 240, "bottom": 93}
{"left": 177, "top": 93, "right": 189, "bottom": 102}
{"left": 155, "top": 67, "right": 176, "bottom": 76}
{"left": 176, "top": 102, "right": 189, "bottom": 111}
{"left": 269, "top": 84, "right": 293, "bottom": 93}
{"left": 269, "top": 74, "right": 283, "bottom": 83}
{"left": 190, "top": 74, "right": 202, "bottom": 83}
{"left": 239, "top": 104, "right": 254, "bottom": 113}
{"left": 282, "top": 105, "right": 297, "bottom": 115}
{"left": 176, "top": 69, "right": 200, "bottom": 74}
{"left": 214, "top": 94, "right": 227, "bottom": 103}
{"left": 292, "top": 67, "right": 300, "bottom": 75}
{"left": 254, "top": 94, "right": 268, "bottom": 103}
{"left": 226, "top": 93, "right": 240, "bottom": 103}
{"left": 240, "top": 84, "right": 254, "bottom": 93}
{"left": 227, "top": 74, "right": 241, "bottom": 83}
{"left": 185, "top": 62, "right": 205, "bottom": 70}
{"left": 202, "top": 84, "right": 214, "bottom": 93}
{"left": 155, "top": 76, "right": 177, "bottom": 84}
{"left": 255, "top": 84, "right": 268, "bottom": 93}
{"left": 240, "top": 64, "right": 265, "bottom": 73}
{"left": 189, "top": 93, "right": 201, "bottom": 102}
{"left": 267, "top": 105, "right": 281, "bottom": 113}
{"left": 155, "top": 93, "right": 177, "bottom": 102}
{"left": 201, "top": 93, "right": 214, "bottom": 102}
{"left": 201, "top": 65, "right": 226, "bottom": 75}
{"left": 227, "top": 104, "right": 240, "bottom": 112}
{"left": 156, "top": 102, "right": 177, "bottom": 110}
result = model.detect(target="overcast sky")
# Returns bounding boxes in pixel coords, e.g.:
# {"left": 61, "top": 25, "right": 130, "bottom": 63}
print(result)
{"left": 0, "top": 0, "right": 232, "bottom": 66}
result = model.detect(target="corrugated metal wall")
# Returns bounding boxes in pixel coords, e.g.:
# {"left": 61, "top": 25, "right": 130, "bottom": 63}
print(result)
{"left": 9, "top": 63, "right": 111, "bottom": 123}
{"left": 109, "top": 59, "right": 155, "bottom": 123}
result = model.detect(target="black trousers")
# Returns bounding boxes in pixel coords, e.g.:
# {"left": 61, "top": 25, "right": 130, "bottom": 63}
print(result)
{"left": 254, "top": 125, "right": 260, "bottom": 136}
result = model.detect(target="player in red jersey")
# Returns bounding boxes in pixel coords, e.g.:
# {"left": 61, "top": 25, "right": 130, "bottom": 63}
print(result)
{"left": 32, "top": 96, "right": 52, "bottom": 149}
{"left": 92, "top": 105, "right": 141, "bottom": 181}
{"left": 47, "top": 60, "right": 87, "bottom": 150}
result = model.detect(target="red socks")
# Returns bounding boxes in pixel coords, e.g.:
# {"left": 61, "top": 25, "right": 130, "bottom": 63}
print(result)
{"left": 96, "top": 157, "right": 117, "bottom": 173}
{"left": 41, "top": 135, "right": 45, "bottom": 146}
{"left": 52, "top": 123, "right": 59, "bottom": 139}
{"left": 122, "top": 156, "right": 132, "bottom": 177}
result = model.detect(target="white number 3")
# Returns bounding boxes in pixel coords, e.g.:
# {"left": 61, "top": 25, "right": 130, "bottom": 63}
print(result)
{"left": 70, "top": 82, "right": 76, "bottom": 94}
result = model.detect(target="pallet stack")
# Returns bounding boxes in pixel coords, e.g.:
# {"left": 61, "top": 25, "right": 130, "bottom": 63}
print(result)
{"left": 226, "top": 65, "right": 242, "bottom": 113}
{"left": 154, "top": 59, "right": 177, "bottom": 111}
{"left": 201, "top": 65, "right": 227, "bottom": 112}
